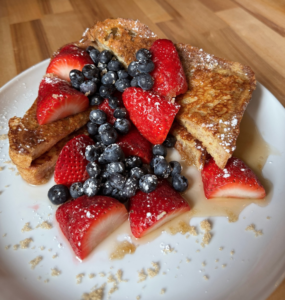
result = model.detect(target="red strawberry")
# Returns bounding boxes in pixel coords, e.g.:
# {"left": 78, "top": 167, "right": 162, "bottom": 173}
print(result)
{"left": 54, "top": 134, "right": 94, "bottom": 187}
{"left": 122, "top": 87, "right": 180, "bottom": 144}
{"left": 56, "top": 195, "right": 128, "bottom": 260}
{"left": 36, "top": 75, "right": 89, "bottom": 125}
{"left": 129, "top": 180, "right": 190, "bottom": 238}
{"left": 201, "top": 157, "right": 266, "bottom": 199}
{"left": 117, "top": 126, "right": 152, "bottom": 163}
{"left": 150, "top": 39, "right": 188, "bottom": 98}
{"left": 98, "top": 98, "right": 116, "bottom": 124}
{"left": 46, "top": 44, "right": 93, "bottom": 81}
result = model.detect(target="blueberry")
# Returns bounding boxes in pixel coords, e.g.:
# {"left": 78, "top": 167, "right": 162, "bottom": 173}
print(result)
{"left": 85, "top": 144, "right": 101, "bottom": 162}
{"left": 172, "top": 174, "right": 188, "bottom": 192}
{"left": 83, "top": 178, "right": 100, "bottom": 197}
{"left": 101, "top": 168, "right": 111, "bottom": 180}
{"left": 82, "top": 64, "right": 100, "bottom": 79}
{"left": 80, "top": 80, "right": 97, "bottom": 96}
{"left": 101, "top": 71, "right": 118, "bottom": 85}
{"left": 89, "top": 48, "right": 100, "bottom": 64}
{"left": 107, "top": 60, "right": 123, "bottom": 71}
{"left": 90, "top": 77, "right": 101, "bottom": 85}
{"left": 48, "top": 184, "right": 70, "bottom": 205}
{"left": 98, "top": 50, "right": 113, "bottom": 64}
{"left": 129, "top": 167, "right": 144, "bottom": 180}
{"left": 141, "top": 164, "right": 152, "bottom": 174}
{"left": 99, "top": 85, "right": 114, "bottom": 98}
{"left": 169, "top": 161, "right": 182, "bottom": 176}
{"left": 86, "top": 161, "right": 101, "bottom": 178}
{"left": 86, "top": 46, "right": 96, "bottom": 54}
{"left": 137, "top": 73, "right": 154, "bottom": 90}
{"left": 98, "top": 123, "right": 113, "bottom": 135}
{"left": 87, "top": 121, "right": 98, "bottom": 136}
{"left": 125, "top": 156, "right": 142, "bottom": 169}
{"left": 152, "top": 144, "right": 167, "bottom": 157}
{"left": 94, "top": 134, "right": 102, "bottom": 142}
{"left": 117, "top": 70, "right": 129, "bottom": 79}
{"left": 102, "top": 181, "right": 113, "bottom": 196}
{"left": 95, "top": 141, "right": 106, "bottom": 152}
{"left": 130, "top": 76, "right": 139, "bottom": 87}
{"left": 89, "top": 94, "right": 103, "bottom": 106}
{"left": 121, "top": 177, "right": 138, "bottom": 198}
{"left": 97, "top": 62, "right": 108, "bottom": 71}
{"left": 70, "top": 69, "right": 85, "bottom": 86}
{"left": 69, "top": 182, "right": 84, "bottom": 199}
{"left": 108, "top": 96, "right": 120, "bottom": 109}
{"left": 114, "top": 107, "right": 127, "bottom": 119}
{"left": 100, "top": 144, "right": 124, "bottom": 163}
{"left": 106, "top": 162, "right": 125, "bottom": 174}
{"left": 139, "top": 174, "right": 158, "bottom": 193}
{"left": 138, "top": 60, "right": 155, "bottom": 73}
{"left": 109, "top": 173, "right": 127, "bottom": 190}
{"left": 153, "top": 158, "right": 171, "bottom": 178}
{"left": 115, "top": 79, "right": 131, "bottom": 92}
{"left": 90, "top": 109, "right": 107, "bottom": 124}
{"left": 114, "top": 118, "right": 131, "bottom": 134}
{"left": 163, "top": 134, "right": 177, "bottom": 148}
{"left": 101, "top": 128, "right": 118, "bottom": 145}
{"left": 150, "top": 155, "right": 164, "bottom": 169}
{"left": 128, "top": 61, "right": 140, "bottom": 77}
{"left": 111, "top": 188, "right": 126, "bottom": 202}
{"left": 136, "top": 48, "right": 152, "bottom": 64}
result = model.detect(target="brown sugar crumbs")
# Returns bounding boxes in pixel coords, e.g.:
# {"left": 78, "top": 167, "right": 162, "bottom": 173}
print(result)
{"left": 0, "top": 134, "right": 8, "bottom": 141}
{"left": 246, "top": 224, "right": 263, "bottom": 237}
{"left": 51, "top": 268, "right": 61, "bottom": 276}
{"left": 29, "top": 256, "right": 43, "bottom": 269}
{"left": 116, "top": 269, "right": 128, "bottom": 282}
{"left": 21, "top": 222, "right": 33, "bottom": 232}
{"left": 76, "top": 273, "right": 85, "bottom": 284}
{"left": 169, "top": 221, "right": 197, "bottom": 236}
{"left": 82, "top": 284, "right": 105, "bottom": 300}
{"left": 36, "top": 221, "right": 52, "bottom": 230}
{"left": 20, "top": 238, "right": 33, "bottom": 249}
{"left": 201, "top": 232, "right": 212, "bottom": 248}
{"left": 109, "top": 240, "right": 136, "bottom": 260}
{"left": 138, "top": 269, "right": 148, "bottom": 283}
{"left": 147, "top": 262, "right": 160, "bottom": 278}
{"left": 200, "top": 220, "right": 211, "bottom": 232}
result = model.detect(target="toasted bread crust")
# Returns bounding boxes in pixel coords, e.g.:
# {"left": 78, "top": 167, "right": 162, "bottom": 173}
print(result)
{"left": 175, "top": 44, "right": 256, "bottom": 169}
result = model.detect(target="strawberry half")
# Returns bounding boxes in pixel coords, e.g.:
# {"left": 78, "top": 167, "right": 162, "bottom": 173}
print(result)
{"left": 150, "top": 39, "right": 188, "bottom": 98}
{"left": 54, "top": 134, "right": 94, "bottom": 187}
{"left": 129, "top": 180, "right": 190, "bottom": 238}
{"left": 56, "top": 195, "right": 128, "bottom": 260}
{"left": 117, "top": 126, "right": 152, "bottom": 164}
{"left": 46, "top": 44, "right": 93, "bottom": 81}
{"left": 122, "top": 87, "right": 180, "bottom": 144}
{"left": 201, "top": 157, "right": 266, "bottom": 199}
{"left": 98, "top": 98, "right": 117, "bottom": 125}
{"left": 37, "top": 75, "right": 89, "bottom": 125}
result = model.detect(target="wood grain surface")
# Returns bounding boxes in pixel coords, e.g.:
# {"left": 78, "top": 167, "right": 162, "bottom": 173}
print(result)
{"left": 0, "top": 0, "right": 284, "bottom": 298}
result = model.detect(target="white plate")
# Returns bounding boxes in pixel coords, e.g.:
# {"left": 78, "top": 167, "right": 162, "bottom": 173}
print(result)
{"left": 0, "top": 60, "right": 285, "bottom": 300}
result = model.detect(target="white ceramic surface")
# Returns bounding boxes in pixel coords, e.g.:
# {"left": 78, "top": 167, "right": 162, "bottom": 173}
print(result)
{"left": 0, "top": 60, "right": 285, "bottom": 300}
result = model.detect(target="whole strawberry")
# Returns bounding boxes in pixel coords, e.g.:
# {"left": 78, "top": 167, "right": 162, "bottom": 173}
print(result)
{"left": 201, "top": 157, "right": 266, "bottom": 199}
{"left": 122, "top": 87, "right": 180, "bottom": 144}
{"left": 54, "top": 134, "right": 94, "bottom": 187}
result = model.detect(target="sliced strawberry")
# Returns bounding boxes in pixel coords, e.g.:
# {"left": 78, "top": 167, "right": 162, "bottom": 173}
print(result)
{"left": 36, "top": 75, "right": 89, "bottom": 125}
{"left": 129, "top": 180, "right": 190, "bottom": 238}
{"left": 122, "top": 87, "right": 180, "bottom": 144}
{"left": 150, "top": 39, "right": 188, "bottom": 98}
{"left": 117, "top": 126, "right": 152, "bottom": 163}
{"left": 46, "top": 44, "right": 93, "bottom": 81}
{"left": 56, "top": 195, "right": 128, "bottom": 260}
{"left": 98, "top": 98, "right": 116, "bottom": 124}
{"left": 54, "top": 134, "right": 94, "bottom": 187}
{"left": 201, "top": 157, "right": 266, "bottom": 199}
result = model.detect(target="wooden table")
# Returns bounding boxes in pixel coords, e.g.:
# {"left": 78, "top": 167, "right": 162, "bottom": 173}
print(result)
{"left": 0, "top": 0, "right": 284, "bottom": 298}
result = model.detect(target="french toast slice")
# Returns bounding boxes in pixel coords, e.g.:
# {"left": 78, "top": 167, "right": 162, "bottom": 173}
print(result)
{"left": 175, "top": 44, "right": 256, "bottom": 169}
{"left": 171, "top": 122, "right": 207, "bottom": 170}
{"left": 8, "top": 97, "right": 94, "bottom": 169}
{"left": 15, "top": 126, "right": 88, "bottom": 185}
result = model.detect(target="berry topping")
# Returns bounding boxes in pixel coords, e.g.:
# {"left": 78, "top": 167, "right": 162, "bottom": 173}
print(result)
{"left": 56, "top": 195, "right": 128, "bottom": 259}
{"left": 106, "top": 162, "right": 125, "bottom": 174}
{"left": 85, "top": 144, "right": 101, "bottom": 162}
{"left": 163, "top": 134, "right": 177, "bottom": 148}
{"left": 87, "top": 121, "right": 98, "bottom": 136}
{"left": 101, "top": 71, "right": 118, "bottom": 85}
{"left": 122, "top": 177, "right": 138, "bottom": 198}
{"left": 108, "top": 95, "right": 120, "bottom": 109}
{"left": 98, "top": 99, "right": 116, "bottom": 124}
{"left": 130, "top": 76, "right": 139, "bottom": 87}
{"left": 137, "top": 73, "right": 154, "bottom": 90}
{"left": 129, "top": 167, "right": 145, "bottom": 180}
{"left": 37, "top": 76, "right": 89, "bottom": 125}
{"left": 89, "top": 94, "right": 103, "bottom": 106}
{"left": 129, "top": 180, "right": 190, "bottom": 238}
{"left": 150, "top": 39, "right": 188, "bottom": 98}
{"left": 114, "top": 107, "right": 128, "bottom": 119}
{"left": 54, "top": 134, "right": 94, "bottom": 187}
{"left": 109, "top": 173, "right": 127, "bottom": 190}
{"left": 98, "top": 50, "right": 113, "bottom": 64}
{"left": 86, "top": 162, "right": 101, "bottom": 178}
{"left": 125, "top": 156, "right": 142, "bottom": 170}
{"left": 128, "top": 61, "right": 140, "bottom": 77}
{"left": 153, "top": 158, "right": 171, "bottom": 178}
{"left": 139, "top": 174, "right": 158, "bottom": 193}
{"left": 201, "top": 157, "right": 266, "bottom": 199}
{"left": 136, "top": 49, "right": 152, "bottom": 63}
{"left": 82, "top": 64, "right": 100, "bottom": 79}
{"left": 99, "top": 144, "right": 124, "bottom": 163}
{"left": 69, "top": 182, "right": 84, "bottom": 199}
{"left": 172, "top": 174, "right": 188, "bottom": 192}
{"left": 137, "top": 60, "right": 155, "bottom": 73}
{"left": 102, "top": 181, "right": 113, "bottom": 196}
{"left": 107, "top": 60, "right": 123, "bottom": 71}
{"left": 122, "top": 87, "right": 180, "bottom": 144}
{"left": 99, "top": 84, "right": 115, "bottom": 98}
{"left": 89, "top": 109, "right": 107, "bottom": 124}
{"left": 69, "top": 69, "right": 84, "bottom": 89}
{"left": 89, "top": 48, "right": 100, "bottom": 64}
{"left": 169, "top": 161, "right": 182, "bottom": 176}
{"left": 80, "top": 80, "right": 97, "bottom": 96}
{"left": 48, "top": 184, "right": 70, "bottom": 205}
{"left": 152, "top": 144, "right": 167, "bottom": 157}
{"left": 115, "top": 78, "right": 131, "bottom": 92}
{"left": 150, "top": 155, "right": 164, "bottom": 169}
{"left": 100, "top": 127, "right": 118, "bottom": 145}
{"left": 98, "top": 123, "right": 113, "bottom": 135}
{"left": 117, "top": 70, "right": 129, "bottom": 79}
{"left": 83, "top": 177, "right": 100, "bottom": 197}
{"left": 46, "top": 44, "right": 93, "bottom": 81}
{"left": 114, "top": 118, "right": 131, "bottom": 134}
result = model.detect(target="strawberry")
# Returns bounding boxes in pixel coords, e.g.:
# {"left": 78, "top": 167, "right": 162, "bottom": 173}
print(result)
{"left": 129, "top": 180, "right": 190, "bottom": 238}
{"left": 201, "top": 157, "right": 266, "bottom": 199}
{"left": 56, "top": 195, "right": 128, "bottom": 260}
{"left": 98, "top": 98, "right": 116, "bottom": 124}
{"left": 36, "top": 75, "right": 89, "bottom": 125}
{"left": 150, "top": 39, "right": 188, "bottom": 98}
{"left": 54, "top": 134, "right": 94, "bottom": 187}
{"left": 122, "top": 87, "right": 180, "bottom": 144}
{"left": 117, "top": 126, "right": 152, "bottom": 163}
{"left": 46, "top": 44, "right": 93, "bottom": 81}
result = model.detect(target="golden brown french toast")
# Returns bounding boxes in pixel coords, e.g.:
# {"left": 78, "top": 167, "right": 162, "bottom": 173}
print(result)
{"left": 175, "top": 44, "right": 256, "bottom": 169}
{"left": 15, "top": 127, "right": 88, "bottom": 185}
{"left": 8, "top": 98, "right": 93, "bottom": 169}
